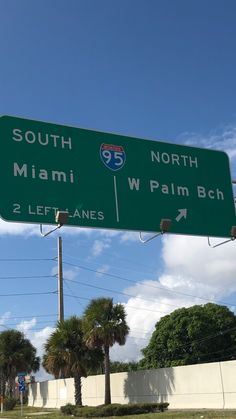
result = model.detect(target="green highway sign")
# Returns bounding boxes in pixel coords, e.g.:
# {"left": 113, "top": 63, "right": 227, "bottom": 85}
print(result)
{"left": 0, "top": 115, "right": 235, "bottom": 238}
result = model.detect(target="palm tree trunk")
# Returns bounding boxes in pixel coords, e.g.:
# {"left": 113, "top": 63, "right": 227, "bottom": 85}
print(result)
{"left": 0, "top": 371, "right": 5, "bottom": 398}
{"left": 9, "top": 376, "right": 15, "bottom": 398}
{"left": 74, "top": 374, "right": 82, "bottom": 406}
{"left": 104, "top": 345, "right": 111, "bottom": 405}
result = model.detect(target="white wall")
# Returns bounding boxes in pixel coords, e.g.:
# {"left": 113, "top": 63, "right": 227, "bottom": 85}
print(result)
{"left": 28, "top": 360, "right": 236, "bottom": 409}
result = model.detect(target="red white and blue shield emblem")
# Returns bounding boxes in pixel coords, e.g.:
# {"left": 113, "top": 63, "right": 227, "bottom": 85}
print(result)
{"left": 100, "top": 143, "right": 126, "bottom": 171}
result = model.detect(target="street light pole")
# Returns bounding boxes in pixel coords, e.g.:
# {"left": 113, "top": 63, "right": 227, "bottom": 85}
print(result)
{"left": 57, "top": 236, "right": 64, "bottom": 321}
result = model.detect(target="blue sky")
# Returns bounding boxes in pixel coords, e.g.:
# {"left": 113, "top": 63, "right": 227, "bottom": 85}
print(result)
{"left": 1, "top": 0, "right": 236, "bottom": 380}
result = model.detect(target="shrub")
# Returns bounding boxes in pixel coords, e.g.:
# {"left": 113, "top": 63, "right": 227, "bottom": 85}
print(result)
{"left": 61, "top": 403, "right": 77, "bottom": 415}
{"left": 75, "top": 406, "right": 100, "bottom": 417}
{"left": 134, "top": 402, "right": 169, "bottom": 413}
{"left": 113, "top": 404, "right": 138, "bottom": 416}
{"left": 69, "top": 402, "right": 169, "bottom": 417}
{"left": 158, "top": 402, "right": 169, "bottom": 412}
{"left": 16, "top": 394, "right": 28, "bottom": 405}
{"left": 100, "top": 404, "right": 130, "bottom": 416}
{"left": 3, "top": 397, "right": 17, "bottom": 410}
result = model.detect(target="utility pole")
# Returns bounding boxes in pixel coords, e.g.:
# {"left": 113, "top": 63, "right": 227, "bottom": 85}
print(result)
{"left": 57, "top": 236, "right": 64, "bottom": 321}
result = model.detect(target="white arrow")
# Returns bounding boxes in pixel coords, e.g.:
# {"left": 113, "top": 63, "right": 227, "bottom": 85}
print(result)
{"left": 175, "top": 208, "right": 187, "bottom": 222}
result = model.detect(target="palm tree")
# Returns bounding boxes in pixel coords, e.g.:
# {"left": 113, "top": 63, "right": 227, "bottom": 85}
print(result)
{"left": 0, "top": 329, "right": 40, "bottom": 397}
{"left": 83, "top": 298, "right": 129, "bottom": 405}
{"left": 43, "top": 316, "right": 103, "bottom": 406}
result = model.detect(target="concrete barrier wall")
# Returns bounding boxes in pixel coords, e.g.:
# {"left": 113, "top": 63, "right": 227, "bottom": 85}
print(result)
{"left": 28, "top": 360, "right": 236, "bottom": 409}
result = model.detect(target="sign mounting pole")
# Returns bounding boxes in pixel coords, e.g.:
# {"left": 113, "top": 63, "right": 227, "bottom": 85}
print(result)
{"left": 58, "top": 236, "right": 64, "bottom": 322}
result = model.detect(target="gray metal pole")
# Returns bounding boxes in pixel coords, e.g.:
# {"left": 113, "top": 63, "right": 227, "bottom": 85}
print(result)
{"left": 58, "top": 236, "right": 64, "bottom": 321}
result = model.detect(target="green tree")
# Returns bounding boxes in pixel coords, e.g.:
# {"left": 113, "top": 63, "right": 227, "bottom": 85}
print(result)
{"left": 109, "top": 361, "right": 139, "bottom": 373}
{"left": 140, "top": 303, "right": 236, "bottom": 369}
{"left": 43, "top": 316, "right": 103, "bottom": 406}
{"left": 83, "top": 298, "right": 129, "bottom": 405}
{"left": 0, "top": 329, "right": 40, "bottom": 396}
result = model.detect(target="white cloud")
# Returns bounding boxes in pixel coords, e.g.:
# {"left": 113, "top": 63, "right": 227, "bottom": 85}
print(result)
{"left": 29, "top": 326, "right": 55, "bottom": 358}
{"left": 111, "top": 233, "right": 236, "bottom": 363}
{"left": 0, "top": 316, "right": 53, "bottom": 381}
{"left": 98, "top": 229, "right": 142, "bottom": 244}
{"left": 63, "top": 268, "right": 80, "bottom": 280}
{"left": 61, "top": 226, "right": 94, "bottom": 236}
{"left": 95, "top": 264, "right": 110, "bottom": 277}
{"left": 30, "top": 327, "right": 55, "bottom": 382}
{"left": 179, "top": 124, "right": 236, "bottom": 154}
{"left": 0, "top": 219, "right": 39, "bottom": 236}
{"left": 178, "top": 124, "right": 236, "bottom": 177}
{"left": 16, "top": 232, "right": 236, "bottom": 371}
{"left": 98, "top": 229, "right": 121, "bottom": 238}
{"left": 51, "top": 265, "right": 79, "bottom": 281}
{"left": 0, "top": 219, "right": 156, "bottom": 244}
{"left": 16, "top": 319, "right": 54, "bottom": 359}
{"left": 17, "top": 318, "right": 37, "bottom": 333}
{"left": 0, "top": 218, "right": 95, "bottom": 238}
{"left": 15, "top": 318, "right": 55, "bottom": 382}
{"left": 161, "top": 235, "right": 236, "bottom": 295}
{"left": 0, "top": 311, "right": 11, "bottom": 326}
{"left": 91, "top": 239, "right": 111, "bottom": 257}
{"left": 119, "top": 231, "right": 140, "bottom": 243}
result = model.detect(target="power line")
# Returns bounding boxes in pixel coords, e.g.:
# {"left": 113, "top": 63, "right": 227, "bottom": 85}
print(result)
{"left": 195, "top": 348, "right": 236, "bottom": 363}
{"left": 16, "top": 327, "right": 55, "bottom": 332}
{"left": 0, "top": 257, "right": 56, "bottom": 262}
{"left": 174, "top": 326, "right": 236, "bottom": 351}
{"left": 64, "top": 292, "right": 171, "bottom": 315}
{"left": 3, "top": 298, "right": 235, "bottom": 353}
{"left": 0, "top": 275, "right": 55, "bottom": 280}
{"left": 1, "top": 299, "right": 234, "bottom": 361}
{"left": 64, "top": 280, "right": 85, "bottom": 309}
{"left": 2, "top": 313, "right": 57, "bottom": 319}
{"left": 64, "top": 293, "right": 91, "bottom": 302}
{"left": 0, "top": 254, "right": 233, "bottom": 313}
{"left": 141, "top": 326, "right": 236, "bottom": 355}
{"left": 63, "top": 278, "right": 194, "bottom": 310}
{"left": 5, "top": 320, "right": 56, "bottom": 327}
{"left": 127, "top": 305, "right": 168, "bottom": 314}
{"left": 64, "top": 292, "right": 236, "bottom": 349}
{"left": 62, "top": 250, "right": 158, "bottom": 276}
{"left": 0, "top": 291, "right": 57, "bottom": 297}
{"left": 155, "top": 340, "right": 236, "bottom": 366}
{"left": 63, "top": 260, "right": 236, "bottom": 309}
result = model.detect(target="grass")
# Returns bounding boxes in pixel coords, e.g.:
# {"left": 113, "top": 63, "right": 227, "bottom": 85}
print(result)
{"left": 156, "top": 411, "right": 236, "bottom": 418}
{"left": 0, "top": 406, "right": 59, "bottom": 419}
{"left": 2, "top": 407, "right": 236, "bottom": 419}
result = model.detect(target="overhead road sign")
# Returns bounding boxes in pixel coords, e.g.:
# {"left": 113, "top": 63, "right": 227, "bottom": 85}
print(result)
{"left": 0, "top": 115, "right": 235, "bottom": 238}
{"left": 17, "top": 372, "right": 26, "bottom": 377}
